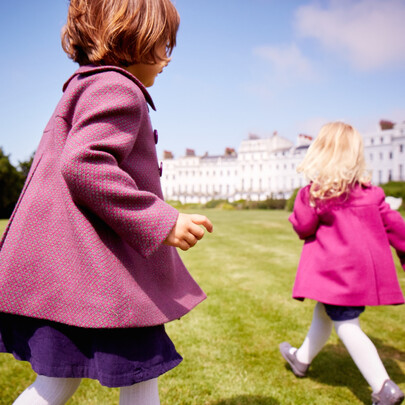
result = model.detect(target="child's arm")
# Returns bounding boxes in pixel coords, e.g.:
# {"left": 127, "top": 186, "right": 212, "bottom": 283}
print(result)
{"left": 377, "top": 188, "right": 405, "bottom": 269}
{"left": 164, "top": 213, "right": 213, "bottom": 251}
{"left": 60, "top": 74, "right": 185, "bottom": 258}
{"left": 289, "top": 186, "right": 319, "bottom": 239}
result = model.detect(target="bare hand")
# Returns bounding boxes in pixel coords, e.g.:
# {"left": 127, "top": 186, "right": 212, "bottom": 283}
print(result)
{"left": 164, "top": 213, "right": 213, "bottom": 251}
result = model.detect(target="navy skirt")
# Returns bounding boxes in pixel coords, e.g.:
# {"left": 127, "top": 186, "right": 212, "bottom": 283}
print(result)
{"left": 323, "top": 304, "right": 365, "bottom": 321}
{"left": 0, "top": 313, "right": 182, "bottom": 387}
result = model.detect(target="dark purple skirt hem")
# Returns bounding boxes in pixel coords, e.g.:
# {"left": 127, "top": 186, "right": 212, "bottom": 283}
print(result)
{"left": 0, "top": 312, "right": 183, "bottom": 387}
{"left": 1, "top": 351, "right": 182, "bottom": 388}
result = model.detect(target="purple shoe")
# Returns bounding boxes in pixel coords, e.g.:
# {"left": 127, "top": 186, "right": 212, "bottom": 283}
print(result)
{"left": 279, "top": 342, "right": 310, "bottom": 378}
{"left": 372, "top": 380, "right": 404, "bottom": 405}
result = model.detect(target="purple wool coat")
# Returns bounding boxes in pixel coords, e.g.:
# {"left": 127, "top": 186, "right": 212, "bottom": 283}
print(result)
{"left": 289, "top": 184, "right": 405, "bottom": 306}
{"left": 0, "top": 65, "right": 206, "bottom": 328}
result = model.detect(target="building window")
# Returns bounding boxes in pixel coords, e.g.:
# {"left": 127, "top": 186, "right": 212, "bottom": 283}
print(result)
{"left": 400, "top": 145, "right": 404, "bottom": 153}
{"left": 389, "top": 152, "right": 393, "bottom": 159}
{"left": 369, "top": 153, "right": 373, "bottom": 161}
{"left": 379, "top": 152, "right": 383, "bottom": 160}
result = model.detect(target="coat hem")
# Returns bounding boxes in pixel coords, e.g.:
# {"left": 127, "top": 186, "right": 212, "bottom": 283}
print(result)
{"left": 292, "top": 293, "right": 405, "bottom": 306}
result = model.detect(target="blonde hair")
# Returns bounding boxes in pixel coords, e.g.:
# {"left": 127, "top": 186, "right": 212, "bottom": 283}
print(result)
{"left": 61, "top": 0, "right": 180, "bottom": 67}
{"left": 298, "top": 122, "right": 371, "bottom": 204}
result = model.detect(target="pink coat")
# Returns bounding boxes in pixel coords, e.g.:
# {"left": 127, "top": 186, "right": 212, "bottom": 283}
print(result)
{"left": 289, "top": 184, "right": 405, "bottom": 306}
{"left": 0, "top": 65, "right": 206, "bottom": 328}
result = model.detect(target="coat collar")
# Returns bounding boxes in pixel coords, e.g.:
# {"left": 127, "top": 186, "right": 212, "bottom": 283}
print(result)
{"left": 63, "top": 65, "right": 156, "bottom": 111}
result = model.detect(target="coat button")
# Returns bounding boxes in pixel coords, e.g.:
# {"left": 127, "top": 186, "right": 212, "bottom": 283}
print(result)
{"left": 159, "top": 162, "right": 163, "bottom": 177}
{"left": 154, "top": 129, "right": 158, "bottom": 144}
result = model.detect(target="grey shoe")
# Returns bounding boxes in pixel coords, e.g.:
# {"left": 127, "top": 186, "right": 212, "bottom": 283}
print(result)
{"left": 279, "top": 342, "right": 310, "bottom": 378}
{"left": 372, "top": 380, "right": 404, "bottom": 405}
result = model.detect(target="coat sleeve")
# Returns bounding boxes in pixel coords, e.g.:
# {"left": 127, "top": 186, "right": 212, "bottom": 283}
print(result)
{"left": 60, "top": 75, "right": 178, "bottom": 258}
{"left": 377, "top": 187, "right": 405, "bottom": 270}
{"left": 289, "top": 186, "right": 320, "bottom": 239}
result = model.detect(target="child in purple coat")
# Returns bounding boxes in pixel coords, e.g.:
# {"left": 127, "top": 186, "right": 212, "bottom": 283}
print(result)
{"left": 280, "top": 122, "right": 405, "bottom": 405}
{"left": 0, "top": 0, "right": 212, "bottom": 403}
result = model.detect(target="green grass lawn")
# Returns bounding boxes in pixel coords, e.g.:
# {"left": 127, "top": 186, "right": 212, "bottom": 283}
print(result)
{"left": 0, "top": 211, "right": 404, "bottom": 404}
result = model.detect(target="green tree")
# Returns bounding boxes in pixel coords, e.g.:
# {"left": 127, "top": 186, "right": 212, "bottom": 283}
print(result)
{"left": 0, "top": 148, "right": 24, "bottom": 218}
{"left": 18, "top": 152, "right": 35, "bottom": 183}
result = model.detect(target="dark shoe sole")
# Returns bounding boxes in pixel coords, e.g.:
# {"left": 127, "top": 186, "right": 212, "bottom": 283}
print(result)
{"left": 279, "top": 342, "right": 309, "bottom": 378}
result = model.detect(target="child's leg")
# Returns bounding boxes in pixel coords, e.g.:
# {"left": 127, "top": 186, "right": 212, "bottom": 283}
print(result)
{"left": 334, "top": 317, "right": 389, "bottom": 393}
{"left": 119, "top": 378, "right": 160, "bottom": 405}
{"left": 295, "top": 302, "right": 333, "bottom": 364}
{"left": 13, "top": 375, "right": 81, "bottom": 405}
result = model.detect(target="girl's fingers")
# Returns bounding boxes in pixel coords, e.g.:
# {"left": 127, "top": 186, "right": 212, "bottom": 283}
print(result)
{"left": 190, "top": 215, "right": 213, "bottom": 233}
{"left": 188, "top": 222, "right": 205, "bottom": 240}
{"left": 178, "top": 239, "right": 191, "bottom": 251}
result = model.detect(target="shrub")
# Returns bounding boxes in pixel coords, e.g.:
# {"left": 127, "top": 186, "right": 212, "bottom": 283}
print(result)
{"left": 380, "top": 181, "right": 405, "bottom": 198}
{"left": 380, "top": 181, "right": 405, "bottom": 210}
{"left": 286, "top": 188, "right": 300, "bottom": 212}
{"left": 205, "top": 199, "right": 228, "bottom": 209}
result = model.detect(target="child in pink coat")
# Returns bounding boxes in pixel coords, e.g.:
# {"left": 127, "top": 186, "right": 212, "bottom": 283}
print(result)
{"left": 0, "top": 0, "right": 212, "bottom": 403}
{"left": 280, "top": 122, "right": 405, "bottom": 405}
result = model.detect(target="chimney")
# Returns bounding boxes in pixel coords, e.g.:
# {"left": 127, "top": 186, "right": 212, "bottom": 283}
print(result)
{"left": 225, "top": 147, "right": 236, "bottom": 156}
{"left": 163, "top": 150, "right": 174, "bottom": 159}
{"left": 379, "top": 120, "right": 395, "bottom": 131}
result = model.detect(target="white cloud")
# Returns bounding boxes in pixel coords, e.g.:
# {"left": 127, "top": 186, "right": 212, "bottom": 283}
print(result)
{"left": 294, "top": 0, "right": 405, "bottom": 71}
{"left": 253, "top": 43, "right": 317, "bottom": 85}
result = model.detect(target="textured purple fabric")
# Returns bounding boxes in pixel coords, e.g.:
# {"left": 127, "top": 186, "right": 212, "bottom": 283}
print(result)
{"left": 323, "top": 304, "right": 365, "bottom": 321}
{"left": 0, "top": 65, "right": 206, "bottom": 328}
{"left": 290, "top": 184, "right": 405, "bottom": 306}
{"left": 0, "top": 313, "right": 182, "bottom": 387}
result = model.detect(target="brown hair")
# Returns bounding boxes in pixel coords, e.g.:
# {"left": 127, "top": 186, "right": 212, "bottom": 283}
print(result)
{"left": 61, "top": 0, "right": 180, "bottom": 66}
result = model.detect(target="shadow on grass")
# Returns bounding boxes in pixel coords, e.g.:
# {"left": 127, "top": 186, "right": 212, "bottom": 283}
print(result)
{"left": 306, "top": 340, "right": 405, "bottom": 405}
{"left": 211, "top": 396, "right": 280, "bottom": 405}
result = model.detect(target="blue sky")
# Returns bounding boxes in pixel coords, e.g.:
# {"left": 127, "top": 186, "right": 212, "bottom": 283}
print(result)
{"left": 1, "top": 0, "right": 405, "bottom": 164}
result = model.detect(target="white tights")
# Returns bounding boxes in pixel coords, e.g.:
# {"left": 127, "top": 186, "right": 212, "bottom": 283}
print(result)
{"left": 294, "top": 302, "right": 389, "bottom": 393}
{"left": 13, "top": 375, "right": 160, "bottom": 405}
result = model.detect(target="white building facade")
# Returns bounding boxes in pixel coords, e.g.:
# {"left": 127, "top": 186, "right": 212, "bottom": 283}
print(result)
{"left": 161, "top": 121, "right": 405, "bottom": 204}
{"left": 363, "top": 121, "right": 405, "bottom": 185}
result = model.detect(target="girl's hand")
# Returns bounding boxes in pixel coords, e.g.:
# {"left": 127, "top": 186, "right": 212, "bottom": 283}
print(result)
{"left": 164, "top": 213, "right": 213, "bottom": 251}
